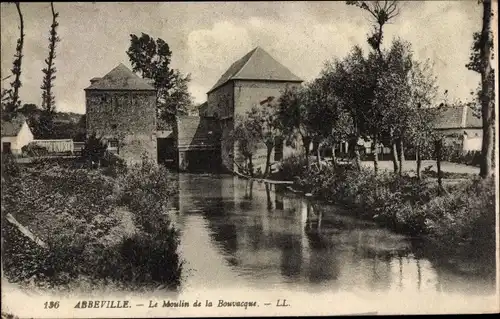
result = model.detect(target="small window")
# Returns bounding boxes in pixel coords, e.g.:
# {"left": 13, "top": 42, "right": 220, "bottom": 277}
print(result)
{"left": 108, "top": 139, "right": 119, "bottom": 152}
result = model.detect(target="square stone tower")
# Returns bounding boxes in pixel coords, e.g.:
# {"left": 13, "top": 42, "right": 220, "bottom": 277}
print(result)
{"left": 84, "top": 63, "right": 157, "bottom": 164}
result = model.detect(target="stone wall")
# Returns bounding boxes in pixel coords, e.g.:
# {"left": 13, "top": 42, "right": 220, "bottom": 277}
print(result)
{"left": 85, "top": 90, "right": 157, "bottom": 164}
{"left": 207, "top": 82, "right": 234, "bottom": 119}
{"left": 233, "top": 80, "right": 300, "bottom": 116}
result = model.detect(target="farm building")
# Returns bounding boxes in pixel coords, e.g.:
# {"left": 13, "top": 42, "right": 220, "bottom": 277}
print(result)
{"left": 1, "top": 114, "right": 34, "bottom": 155}
{"left": 84, "top": 63, "right": 158, "bottom": 165}
{"left": 433, "top": 104, "right": 483, "bottom": 152}
{"left": 202, "top": 46, "right": 304, "bottom": 173}
{"left": 84, "top": 49, "right": 303, "bottom": 173}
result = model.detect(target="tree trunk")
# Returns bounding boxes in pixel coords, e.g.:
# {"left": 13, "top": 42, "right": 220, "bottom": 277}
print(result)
{"left": 435, "top": 139, "right": 443, "bottom": 195}
{"left": 316, "top": 141, "right": 322, "bottom": 169}
{"left": 479, "top": 0, "right": 494, "bottom": 178}
{"left": 303, "top": 136, "right": 311, "bottom": 170}
{"left": 390, "top": 128, "right": 399, "bottom": 174}
{"left": 265, "top": 183, "right": 272, "bottom": 210}
{"left": 391, "top": 142, "right": 399, "bottom": 174}
{"left": 349, "top": 136, "right": 361, "bottom": 171}
{"left": 264, "top": 144, "right": 273, "bottom": 177}
{"left": 372, "top": 135, "right": 379, "bottom": 174}
{"left": 398, "top": 138, "right": 405, "bottom": 176}
{"left": 416, "top": 145, "right": 422, "bottom": 179}
{"left": 248, "top": 156, "right": 254, "bottom": 177}
{"left": 331, "top": 143, "right": 337, "bottom": 168}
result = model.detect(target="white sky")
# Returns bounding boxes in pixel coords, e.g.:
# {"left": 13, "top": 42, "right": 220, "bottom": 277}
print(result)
{"left": 0, "top": 1, "right": 486, "bottom": 114}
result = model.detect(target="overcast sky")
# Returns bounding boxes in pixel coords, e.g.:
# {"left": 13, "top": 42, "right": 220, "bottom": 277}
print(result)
{"left": 0, "top": 1, "right": 485, "bottom": 114}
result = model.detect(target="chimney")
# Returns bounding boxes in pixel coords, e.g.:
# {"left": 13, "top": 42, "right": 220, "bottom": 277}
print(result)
{"left": 461, "top": 104, "right": 467, "bottom": 128}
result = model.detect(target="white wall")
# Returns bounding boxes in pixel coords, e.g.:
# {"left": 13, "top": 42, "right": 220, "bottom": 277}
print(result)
{"left": 463, "top": 129, "right": 482, "bottom": 151}
{"left": 1, "top": 121, "right": 34, "bottom": 155}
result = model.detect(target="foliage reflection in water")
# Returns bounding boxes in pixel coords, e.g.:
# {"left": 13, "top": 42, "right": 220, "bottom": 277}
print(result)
{"left": 165, "top": 173, "right": 495, "bottom": 296}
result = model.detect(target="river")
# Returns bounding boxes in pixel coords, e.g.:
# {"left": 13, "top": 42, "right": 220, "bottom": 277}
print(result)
{"left": 167, "top": 173, "right": 495, "bottom": 297}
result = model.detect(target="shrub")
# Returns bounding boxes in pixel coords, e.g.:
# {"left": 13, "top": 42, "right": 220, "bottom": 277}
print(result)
{"left": 81, "top": 133, "right": 107, "bottom": 167}
{"left": 2, "top": 163, "right": 184, "bottom": 291}
{"left": 423, "top": 177, "right": 496, "bottom": 263}
{"left": 21, "top": 143, "right": 49, "bottom": 157}
{"left": 276, "top": 154, "right": 308, "bottom": 181}
{"left": 100, "top": 151, "right": 127, "bottom": 177}
{"left": 1, "top": 154, "right": 21, "bottom": 179}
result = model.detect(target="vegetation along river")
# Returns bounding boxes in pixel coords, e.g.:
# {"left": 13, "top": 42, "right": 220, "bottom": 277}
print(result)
{"left": 166, "top": 173, "right": 495, "bottom": 296}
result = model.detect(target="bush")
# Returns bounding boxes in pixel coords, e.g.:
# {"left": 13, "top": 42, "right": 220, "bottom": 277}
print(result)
{"left": 423, "top": 177, "right": 496, "bottom": 263}
{"left": 2, "top": 162, "right": 183, "bottom": 291}
{"left": 1, "top": 154, "right": 21, "bottom": 179}
{"left": 21, "top": 143, "right": 49, "bottom": 157}
{"left": 276, "top": 154, "right": 309, "bottom": 181}
{"left": 81, "top": 133, "right": 107, "bottom": 167}
{"left": 100, "top": 151, "right": 127, "bottom": 177}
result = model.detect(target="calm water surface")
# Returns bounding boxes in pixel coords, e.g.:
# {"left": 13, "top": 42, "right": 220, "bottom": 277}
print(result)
{"left": 167, "top": 173, "right": 495, "bottom": 296}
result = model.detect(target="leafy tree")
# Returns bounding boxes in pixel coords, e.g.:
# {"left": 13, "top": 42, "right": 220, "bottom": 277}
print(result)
{"left": 276, "top": 86, "right": 314, "bottom": 169}
{"left": 126, "top": 33, "right": 193, "bottom": 131}
{"left": 404, "top": 59, "right": 439, "bottom": 178}
{"left": 326, "top": 46, "right": 373, "bottom": 170}
{"left": 466, "top": 0, "right": 495, "bottom": 178}
{"left": 2, "top": 2, "right": 24, "bottom": 120}
{"left": 39, "top": 2, "right": 60, "bottom": 138}
{"left": 347, "top": 0, "right": 401, "bottom": 174}
{"left": 81, "top": 133, "right": 108, "bottom": 168}
{"left": 245, "top": 102, "right": 282, "bottom": 177}
{"left": 230, "top": 114, "right": 261, "bottom": 176}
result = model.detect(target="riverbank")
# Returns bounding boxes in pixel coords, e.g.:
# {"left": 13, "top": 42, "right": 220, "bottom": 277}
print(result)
{"left": 277, "top": 156, "right": 496, "bottom": 275}
{"left": 1, "top": 155, "right": 183, "bottom": 292}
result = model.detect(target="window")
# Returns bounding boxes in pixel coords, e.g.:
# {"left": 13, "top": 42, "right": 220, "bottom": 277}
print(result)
{"left": 2, "top": 142, "right": 12, "bottom": 154}
{"left": 108, "top": 139, "right": 119, "bottom": 153}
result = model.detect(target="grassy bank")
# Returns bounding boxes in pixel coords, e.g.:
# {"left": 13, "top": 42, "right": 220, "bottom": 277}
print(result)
{"left": 278, "top": 155, "right": 496, "bottom": 273}
{"left": 1, "top": 155, "right": 183, "bottom": 292}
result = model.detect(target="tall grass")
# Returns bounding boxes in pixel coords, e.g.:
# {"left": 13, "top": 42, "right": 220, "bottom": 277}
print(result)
{"left": 278, "top": 154, "right": 496, "bottom": 270}
{"left": 1, "top": 157, "right": 183, "bottom": 291}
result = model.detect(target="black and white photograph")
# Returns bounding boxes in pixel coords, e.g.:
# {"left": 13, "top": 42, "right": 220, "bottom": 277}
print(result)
{"left": 1, "top": 1, "right": 498, "bottom": 317}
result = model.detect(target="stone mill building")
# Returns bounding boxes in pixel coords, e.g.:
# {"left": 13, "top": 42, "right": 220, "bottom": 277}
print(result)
{"left": 84, "top": 63, "right": 157, "bottom": 164}
{"left": 85, "top": 47, "right": 303, "bottom": 171}
{"left": 200, "top": 46, "right": 303, "bottom": 172}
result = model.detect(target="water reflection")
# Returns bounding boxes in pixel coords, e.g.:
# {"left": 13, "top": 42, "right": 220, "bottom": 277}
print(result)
{"left": 171, "top": 173, "right": 495, "bottom": 295}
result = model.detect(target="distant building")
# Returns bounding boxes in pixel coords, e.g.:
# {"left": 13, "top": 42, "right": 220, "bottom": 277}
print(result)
{"left": 434, "top": 104, "right": 482, "bottom": 152}
{"left": 1, "top": 114, "right": 34, "bottom": 155}
{"left": 203, "top": 46, "right": 303, "bottom": 172}
{"left": 84, "top": 64, "right": 157, "bottom": 164}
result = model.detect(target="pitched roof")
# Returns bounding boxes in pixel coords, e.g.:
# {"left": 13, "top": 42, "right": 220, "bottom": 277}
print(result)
{"left": 207, "top": 46, "right": 303, "bottom": 94}
{"left": 433, "top": 105, "right": 482, "bottom": 129}
{"left": 84, "top": 63, "right": 156, "bottom": 91}
{"left": 177, "top": 116, "right": 219, "bottom": 150}
{"left": 1, "top": 114, "right": 27, "bottom": 137}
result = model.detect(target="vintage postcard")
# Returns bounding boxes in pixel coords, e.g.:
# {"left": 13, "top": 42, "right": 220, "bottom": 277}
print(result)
{"left": 1, "top": 1, "right": 499, "bottom": 317}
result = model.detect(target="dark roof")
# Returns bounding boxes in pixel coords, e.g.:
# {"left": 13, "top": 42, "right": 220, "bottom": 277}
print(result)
{"left": 177, "top": 116, "right": 219, "bottom": 151}
{"left": 1, "top": 114, "right": 27, "bottom": 137}
{"left": 207, "top": 46, "right": 303, "bottom": 94}
{"left": 84, "top": 63, "right": 156, "bottom": 91}
{"left": 433, "top": 105, "right": 482, "bottom": 129}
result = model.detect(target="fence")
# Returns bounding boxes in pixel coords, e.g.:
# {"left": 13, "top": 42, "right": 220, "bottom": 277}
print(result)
{"left": 32, "top": 139, "right": 74, "bottom": 154}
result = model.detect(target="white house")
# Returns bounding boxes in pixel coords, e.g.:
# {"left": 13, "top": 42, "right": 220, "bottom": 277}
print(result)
{"left": 433, "top": 104, "right": 483, "bottom": 152}
{"left": 1, "top": 114, "right": 34, "bottom": 155}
